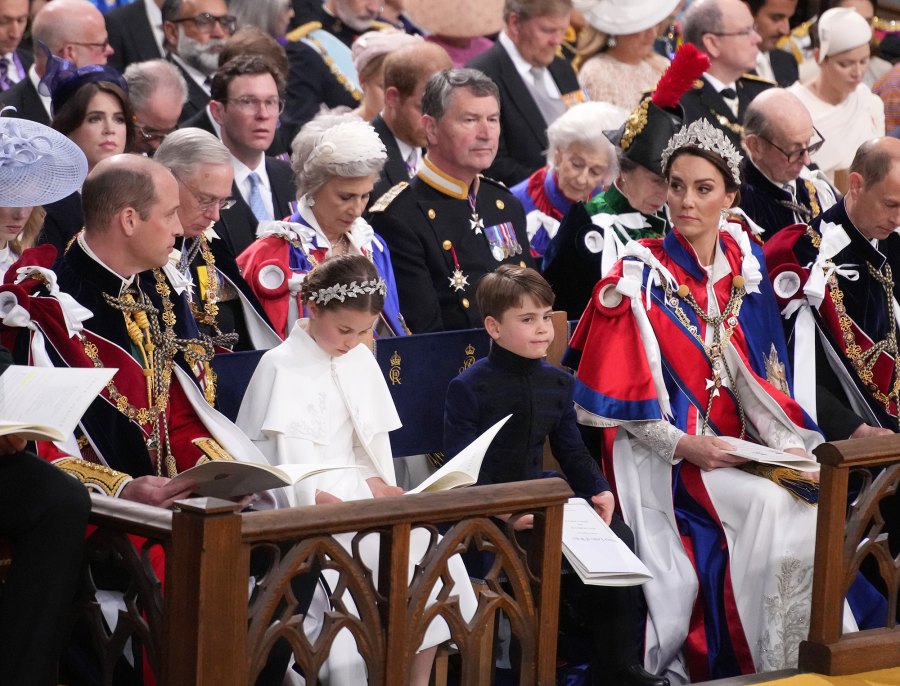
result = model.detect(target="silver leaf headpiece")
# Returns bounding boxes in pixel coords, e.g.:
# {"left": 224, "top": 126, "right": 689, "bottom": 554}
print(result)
{"left": 660, "top": 118, "right": 743, "bottom": 186}
{"left": 308, "top": 278, "right": 388, "bottom": 306}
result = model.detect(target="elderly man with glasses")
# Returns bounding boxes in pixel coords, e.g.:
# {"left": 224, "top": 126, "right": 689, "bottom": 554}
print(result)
{"left": 679, "top": 0, "right": 772, "bottom": 150}
{"left": 161, "top": 0, "right": 236, "bottom": 123}
{"left": 740, "top": 88, "right": 837, "bottom": 240}
{"left": 124, "top": 59, "right": 187, "bottom": 155}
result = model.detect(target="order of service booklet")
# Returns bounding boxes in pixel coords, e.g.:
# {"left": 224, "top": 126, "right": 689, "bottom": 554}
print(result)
{"left": 0, "top": 365, "right": 117, "bottom": 441}
{"left": 562, "top": 498, "right": 653, "bottom": 587}
{"left": 171, "top": 461, "right": 361, "bottom": 499}
{"left": 720, "top": 437, "right": 820, "bottom": 472}
{"left": 406, "top": 414, "right": 512, "bottom": 494}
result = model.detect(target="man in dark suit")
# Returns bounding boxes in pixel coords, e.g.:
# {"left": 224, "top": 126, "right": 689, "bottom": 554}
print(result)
{"left": 468, "top": 0, "right": 583, "bottom": 187}
{"left": 368, "top": 69, "right": 534, "bottom": 333}
{"left": 745, "top": 0, "right": 799, "bottom": 87}
{"left": 740, "top": 87, "right": 837, "bottom": 238}
{"left": 0, "top": 0, "right": 32, "bottom": 93}
{"left": 369, "top": 40, "right": 452, "bottom": 206}
{"left": 208, "top": 54, "right": 295, "bottom": 257}
{"left": 0, "top": 0, "right": 113, "bottom": 125}
{"left": 161, "top": 0, "right": 236, "bottom": 124}
{"left": 681, "top": 0, "right": 773, "bottom": 150}
{"left": 105, "top": 0, "right": 166, "bottom": 73}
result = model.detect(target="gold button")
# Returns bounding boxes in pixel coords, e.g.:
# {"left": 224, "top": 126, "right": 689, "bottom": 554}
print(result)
{"left": 519, "top": 261, "right": 527, "bottom": 268}
{"left": 442, "top": 240, "right": 452, "bottom": 251}
{"left": 461, "top": 297, "right": 470, "bottom": 308}
{"left": 428, "top": 208, "right": 436, "bottom": 219}
{"left": 495, "top": 199, "right": 505, "bottom": 209}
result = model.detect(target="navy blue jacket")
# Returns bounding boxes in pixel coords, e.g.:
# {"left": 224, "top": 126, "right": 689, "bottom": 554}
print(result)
{"left": 444, "top": 342, "right": 609, "bottom": 497}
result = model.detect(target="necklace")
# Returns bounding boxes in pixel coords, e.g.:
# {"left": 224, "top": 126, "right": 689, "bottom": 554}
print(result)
{"left": 663, "top": 272, "right": 748, "bottom": 437}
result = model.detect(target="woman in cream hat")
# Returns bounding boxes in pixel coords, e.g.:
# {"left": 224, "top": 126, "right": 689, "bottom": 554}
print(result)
{"left": 575, "top": 0, "right": 679, "bottom": 110}
{"left": 788, "top": 7, "right": 885, "bottom": 185}
{"left": 351, "top": 29, "right": 422, "bottom": 122}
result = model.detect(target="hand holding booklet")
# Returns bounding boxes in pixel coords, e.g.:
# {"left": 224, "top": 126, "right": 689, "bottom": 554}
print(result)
{"left": 0, "top": 365, "right": 116, "bottom": 441}
{"left": 406, "top": 414, "right": 511, "bottom": 494}
{"left": 562, "top": 498, "right": 652, "bottom": 587}
{"left": 720, "top": 437, "right": 819, "bottom": 472}
{"left": 171, "top": 461, "right": 361, "bottom": 499}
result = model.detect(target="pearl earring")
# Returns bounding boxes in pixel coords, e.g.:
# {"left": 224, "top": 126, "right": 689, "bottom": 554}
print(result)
{"left": 307, "top": 196, "right": 316, "bottom": 207}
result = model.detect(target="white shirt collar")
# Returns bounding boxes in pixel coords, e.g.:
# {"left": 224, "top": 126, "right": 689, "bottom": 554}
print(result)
{"left": 394, "top": 135, "right": 419, "bottom": 171}
{"left": 77, "top": 232, "right": 135, "bottom": 296}
{"left": 28, "top": 65, "right": 52, "bottom": 118}
{"left": 704, "top": 73, "right": 736, "bottom": 96}
{"left": 144, "top": 0, "right": 166, "bottom": 57}
{"left": 231, "top": 153, "right": 269, "bottom": 189}
{"left": 169, "top": 53, "right": 211, "bottom": 93}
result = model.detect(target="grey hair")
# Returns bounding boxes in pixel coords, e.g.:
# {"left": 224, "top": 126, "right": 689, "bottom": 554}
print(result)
{"left": 503, "top": 0, "right": 572, "bottom": 23}
{"left": 161, "top": 0, "right": 185, "bottom": 23}
{"left": 290, "top": 111, "right": 387, "bottom": 197}
{"left": 124, "top": 60, "right": 188, "bottom": 112}
{"left": 421, "top": 68, "right": 499, "bottom": 121}
{"left": 545, "top": 101, "right": 623, "bottom": 180}
{"left": 682, "top": 0, "right": 724, "bottom": 52}
{"left": 228, "top": 0, "right": 290, "bottom": 37}
{"left": 154, "top": 128, "right": 232, "bottom": 180}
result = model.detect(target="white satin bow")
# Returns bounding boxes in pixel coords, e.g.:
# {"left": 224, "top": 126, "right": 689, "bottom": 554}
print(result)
{"left": 13, "top": 266, "right": 93, "bottom": 336}
{"left": 803, "top": 221, "right": 857, "bottom": 309}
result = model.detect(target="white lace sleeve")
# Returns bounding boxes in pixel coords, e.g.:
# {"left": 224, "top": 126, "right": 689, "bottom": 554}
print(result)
{"left": 621, "top": 420, "right": 685, "bottom": 464}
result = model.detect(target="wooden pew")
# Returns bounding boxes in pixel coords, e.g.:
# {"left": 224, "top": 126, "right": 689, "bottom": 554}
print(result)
{"left": 799, "top": 435, "right": 900, "bottom": 675}
{"left": 78, "top": 479, "right": 573, "bottom": 685}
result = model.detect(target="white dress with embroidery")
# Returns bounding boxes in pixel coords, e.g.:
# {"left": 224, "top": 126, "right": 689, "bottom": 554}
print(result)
{"left": 236, "top": 320, "right": 477, "bottom": 684}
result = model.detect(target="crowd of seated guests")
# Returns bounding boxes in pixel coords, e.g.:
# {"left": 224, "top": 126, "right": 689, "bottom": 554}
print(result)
{"left": 2, "top": 0, "right": 900, "bottom": 683}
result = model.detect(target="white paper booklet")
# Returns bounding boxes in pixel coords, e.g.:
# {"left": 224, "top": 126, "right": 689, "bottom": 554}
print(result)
{"left": 720, "top": 437, "right": 819, "bottom": 472}
{"left": 0, "top": 365, "right": 117, "bottom": 441}
{"left": 562, "top": 498, "right": 653, "bottom": 587}
{"left": 406, "top": 414, "right": 512, "bottom": 494}
{"left": 171, "top": 461, "right": 360, "bottom": 499}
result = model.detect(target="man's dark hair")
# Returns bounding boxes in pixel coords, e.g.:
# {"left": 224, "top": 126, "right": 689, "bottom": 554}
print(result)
{"left": 210, "top": 54, "right": 285, "bottom": 102}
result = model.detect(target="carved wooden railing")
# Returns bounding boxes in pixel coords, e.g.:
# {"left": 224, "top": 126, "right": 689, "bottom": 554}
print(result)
{"left": 78, "top": 478, "right": 573, "bottom": 685}
{"left": 799, "top": 435, "right": 900, "bottom": 675}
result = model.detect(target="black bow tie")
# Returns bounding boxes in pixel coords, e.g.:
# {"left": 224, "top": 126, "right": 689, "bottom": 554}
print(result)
{"left": 719, "top": 87, "right": 737, "bottom": 100}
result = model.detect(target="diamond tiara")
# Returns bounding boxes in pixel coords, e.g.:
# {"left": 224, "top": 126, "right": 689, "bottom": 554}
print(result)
{"left": 660, "top": 118, "right": 743, "bottom": 185}
{"left": 307, "top": 278, "right": 387, "bottom": 306}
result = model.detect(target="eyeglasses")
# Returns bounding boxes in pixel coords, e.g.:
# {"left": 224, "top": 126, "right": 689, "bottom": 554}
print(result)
{"left": 221, "top": 96, "right": 285, "bottom": 115}
{"left": 708, "top": 27, "right": 757, "bottom": 39}
{"left": 134, "top": 120, "right": 177, "bottom": 144}
{"left": 69, "top": 38, "right": 111, "bottom": 52}
{"left": 171, "top": 13, "right": 237, "bottom": 34}
{"left": 757, "top": 126, "right": 826, "bottom": 164}
{"left": 173, "top": 173, "right": 237, "bottom": 211}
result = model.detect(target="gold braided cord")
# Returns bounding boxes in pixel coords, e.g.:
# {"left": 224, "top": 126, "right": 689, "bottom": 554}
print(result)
{"left": 805, "top": 225, "right": 900, "bottom": 415}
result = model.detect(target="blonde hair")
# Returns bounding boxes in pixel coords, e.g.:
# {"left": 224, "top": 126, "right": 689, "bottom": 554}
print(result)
{"left": 13, "top": 207, "right": 46, "bottom": 253}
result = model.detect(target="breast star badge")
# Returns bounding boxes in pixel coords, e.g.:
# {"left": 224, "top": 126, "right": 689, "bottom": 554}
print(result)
{"left": 449, "top": 268, "right": 469, "bottom": 292}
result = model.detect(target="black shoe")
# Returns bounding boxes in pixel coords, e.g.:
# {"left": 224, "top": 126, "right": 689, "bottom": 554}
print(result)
{"left": 617, "top": 663, "right": 670, "bottom": 686}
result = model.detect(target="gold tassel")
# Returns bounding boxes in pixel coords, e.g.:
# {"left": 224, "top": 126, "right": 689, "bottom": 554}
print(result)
{"left": 740, "top": 463, "right": 818, "bottom": 504}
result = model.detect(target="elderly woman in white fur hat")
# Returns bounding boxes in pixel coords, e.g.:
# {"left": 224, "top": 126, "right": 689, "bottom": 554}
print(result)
{"left": 788, "top": 7, "right": 885, "bottom": 185}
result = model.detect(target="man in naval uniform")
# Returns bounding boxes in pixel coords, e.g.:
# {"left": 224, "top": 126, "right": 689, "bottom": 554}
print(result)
{"left": 740, "top": 88, "right": 836, "bottom": 240}
{"left": 368, "top": 68, "right": 533, "bottom": 333}
{"left": 681, "top": 0, "right": 773, "bottom": 150}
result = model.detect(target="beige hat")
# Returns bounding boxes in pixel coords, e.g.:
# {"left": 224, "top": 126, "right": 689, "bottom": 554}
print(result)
{"left": 404, "top": 0, "right": 505, "bottom": 39}
{"left": 574, "top": 0, "right": 679, "bottom": 36}
{"left": 351, "top": 29, "right": 423, "bottom": 73}
{"left": 816, "top": 7, "right": 872, "bottom": 63}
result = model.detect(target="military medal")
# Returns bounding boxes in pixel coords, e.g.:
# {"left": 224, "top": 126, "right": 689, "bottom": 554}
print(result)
{"left": 467, "top": 186, "right": 483, "bottom": 235}
{"left": 485, "top": 221, "right": 522, "bottom": 262}
{"left": 442, "top": 240, "right": 470, "bottom": 293}
{"left": 449, "top": 268, "right": 469, "bottom": 292}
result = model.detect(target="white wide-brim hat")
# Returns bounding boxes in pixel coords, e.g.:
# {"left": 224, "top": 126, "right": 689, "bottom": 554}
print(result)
{"left": 0, "top": 114, "right": 87, "bottom": 207}
{"left": 575, "top": 0, "right": 680, "bottom": 36}
{"left": 405, "top": 0, "right": 505, "bottom": 39}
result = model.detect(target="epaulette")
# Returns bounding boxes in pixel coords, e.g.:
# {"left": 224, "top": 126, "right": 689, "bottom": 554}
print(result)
{"left": 285, "top": 21, "right": 323, "bottom": 43}
{"left": 741, "top": 72, "right": 776, "bottom": 85}
{"left": 693, "top": 78, "right": 705, "bottom": 89}
{"left": 790, "top": 17, "right": 814, "bottom": 40}
{"left": 478, "top": 174, "right": 510, "bottom": 191}
{"left": 369, "top": 181, "right": 409, "bottom": 213}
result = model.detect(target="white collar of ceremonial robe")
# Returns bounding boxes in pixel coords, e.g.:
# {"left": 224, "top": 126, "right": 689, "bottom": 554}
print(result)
{"left": 803, "top": 220, "right": 859, "bottom": 309}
